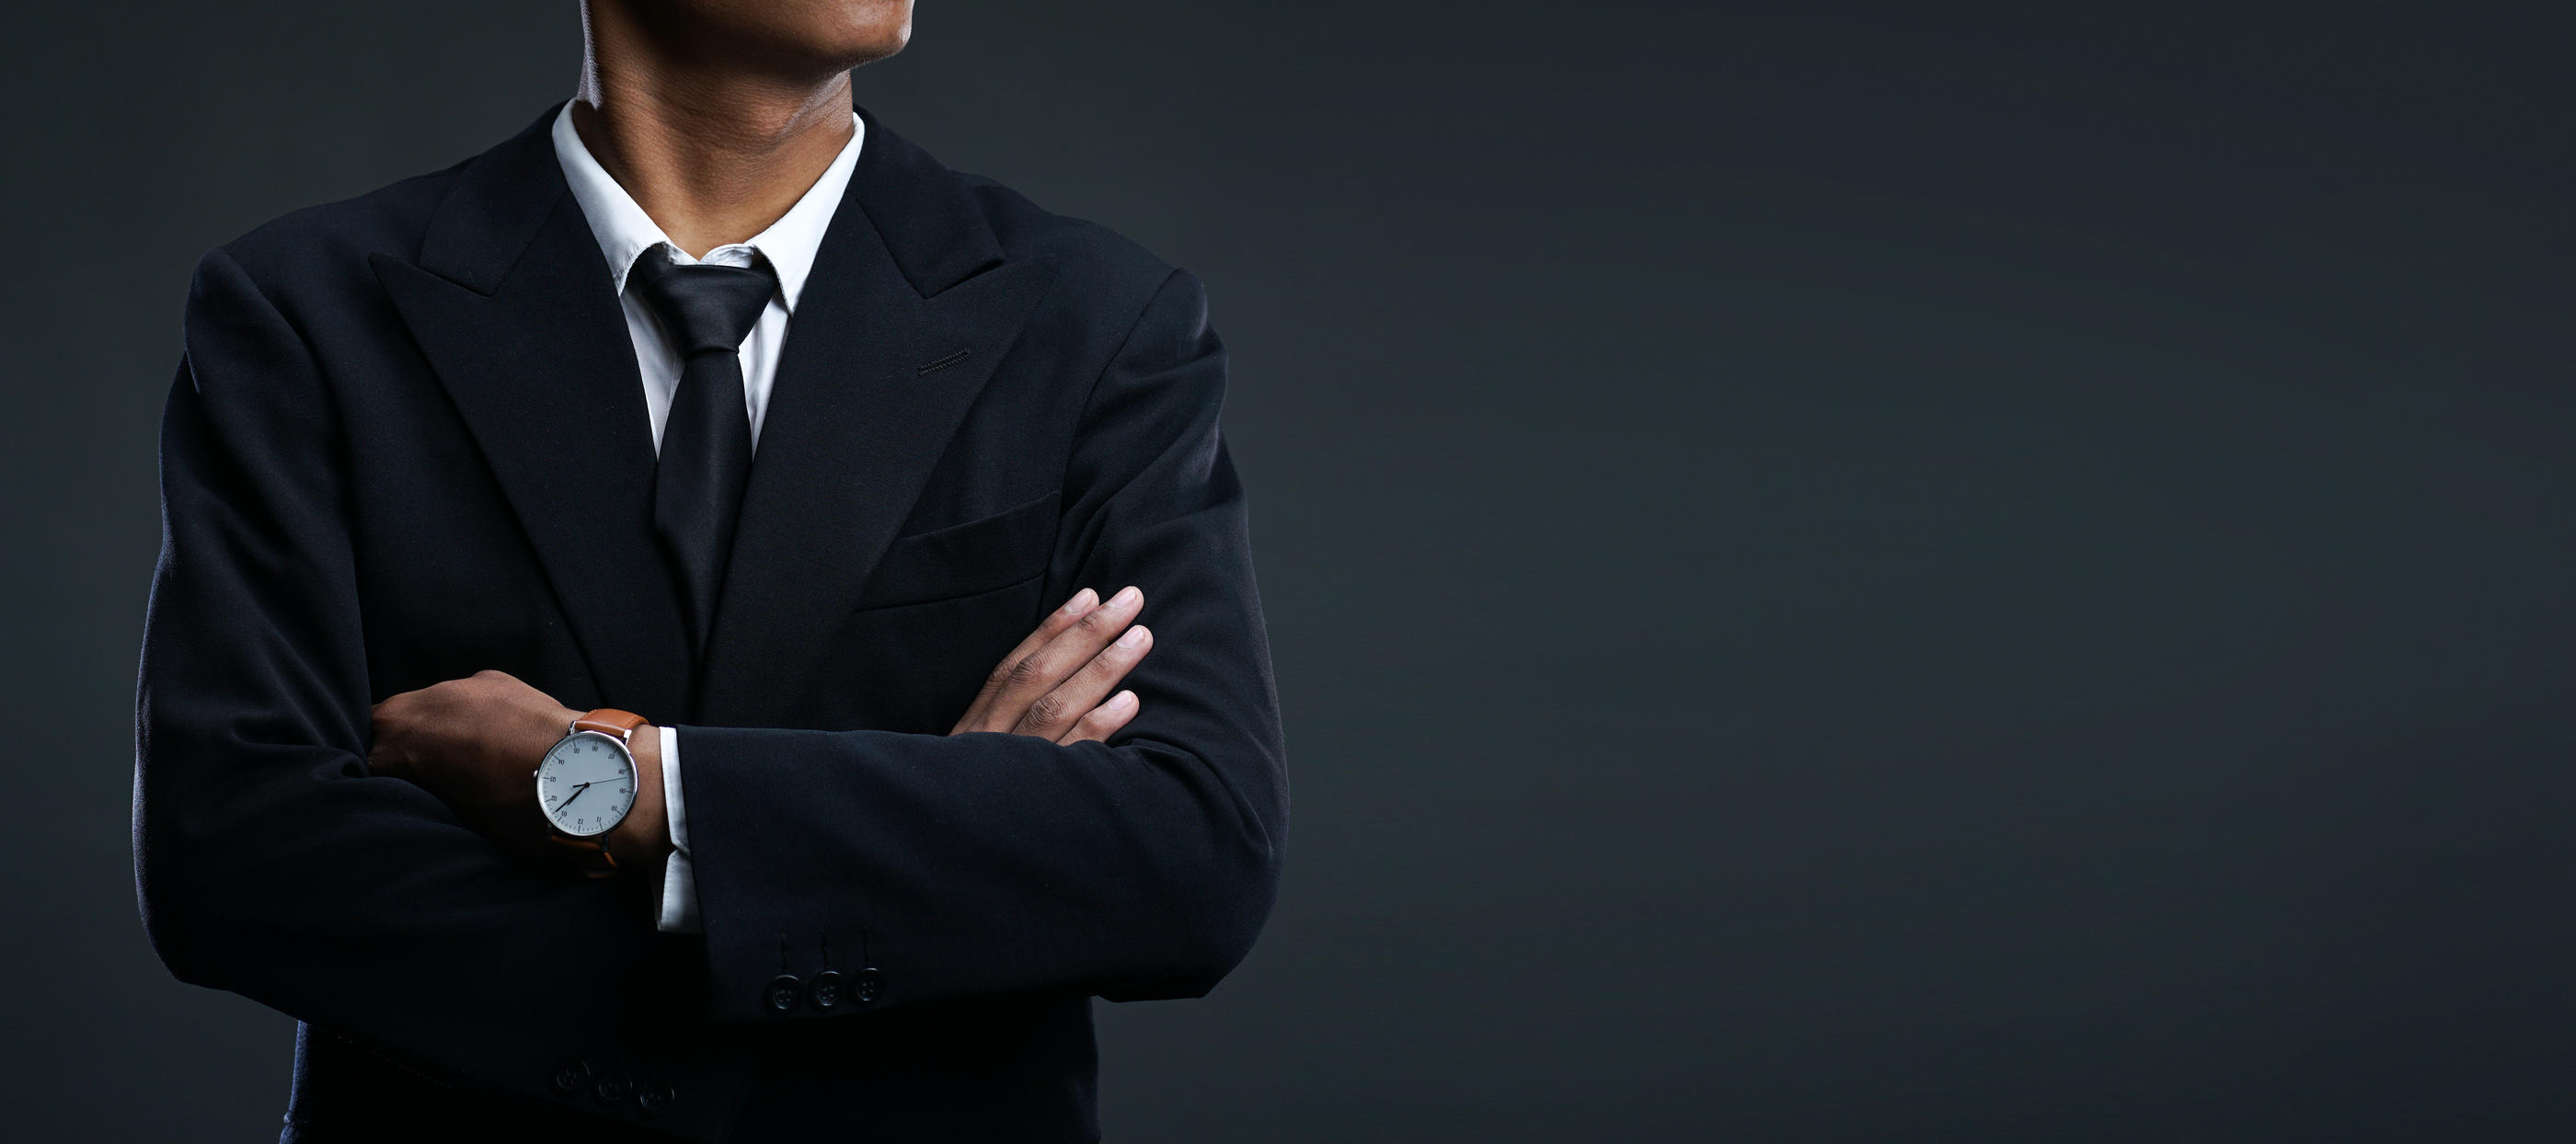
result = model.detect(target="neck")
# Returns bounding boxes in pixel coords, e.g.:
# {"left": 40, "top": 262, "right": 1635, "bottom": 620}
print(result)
{"left": 572, "top": 2, "right": 857, "bottom": 257}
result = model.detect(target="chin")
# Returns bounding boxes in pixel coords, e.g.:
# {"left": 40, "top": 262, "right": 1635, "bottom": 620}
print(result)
{"left": 742, "top": 0, "right": 914, "bottom": 72}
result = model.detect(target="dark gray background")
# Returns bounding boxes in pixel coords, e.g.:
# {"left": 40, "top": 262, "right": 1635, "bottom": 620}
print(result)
{"left": 7, "top": 2, "right": 2576, "bottom": 1139}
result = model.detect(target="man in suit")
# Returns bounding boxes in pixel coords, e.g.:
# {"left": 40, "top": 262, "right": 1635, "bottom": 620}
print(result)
{"left": 132, "top": 1, "right": 1285, "bottom": 1139}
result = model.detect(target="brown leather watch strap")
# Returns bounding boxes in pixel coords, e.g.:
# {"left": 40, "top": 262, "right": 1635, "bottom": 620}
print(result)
{"left": 571, "top": 708, "right": 647, "bottom": 741}
{"left": 549, "top": 832, "right": 621, "bottom": 878}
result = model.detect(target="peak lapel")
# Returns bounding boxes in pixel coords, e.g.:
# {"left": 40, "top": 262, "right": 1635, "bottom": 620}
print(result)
{"left": 698, "top": 122, "right": 1059, "bottom": 726}
{"left": 372, "top": 109, "right": 695, "bottom": 722}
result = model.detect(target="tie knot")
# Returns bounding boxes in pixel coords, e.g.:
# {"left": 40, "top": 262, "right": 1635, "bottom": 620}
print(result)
{"left": 628, "top": 250, "right": 778, "bottom": 357}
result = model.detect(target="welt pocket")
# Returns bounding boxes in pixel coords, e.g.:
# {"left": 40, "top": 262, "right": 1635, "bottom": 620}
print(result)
{"left": 855, "top": 492, "right": 1060, "bottom": 610}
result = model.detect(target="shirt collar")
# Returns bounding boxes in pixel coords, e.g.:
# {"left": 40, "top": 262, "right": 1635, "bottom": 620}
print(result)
{"left": 550, "top": 100, "right": 865, "bottom": 315}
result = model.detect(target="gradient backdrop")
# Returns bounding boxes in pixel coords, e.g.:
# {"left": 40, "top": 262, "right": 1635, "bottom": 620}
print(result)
{"left": 7, "top": 2, "right": 2576, "bottom": 1140}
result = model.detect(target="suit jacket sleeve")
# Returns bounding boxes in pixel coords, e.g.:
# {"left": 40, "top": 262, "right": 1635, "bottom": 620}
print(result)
{"left": 679, "top": 268, "right": 1290, "bottom": 1019}
{"left": 135, "top": 248, "right": 689, "bottom": 1100}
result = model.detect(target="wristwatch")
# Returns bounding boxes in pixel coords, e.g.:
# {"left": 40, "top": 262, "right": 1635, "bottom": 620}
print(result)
{"left": 535, "top": 708, "right": 649, "bottom": 877}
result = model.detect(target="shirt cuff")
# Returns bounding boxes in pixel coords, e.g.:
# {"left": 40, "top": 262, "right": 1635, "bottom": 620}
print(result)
{"left": 655, "top": 724, "right": 702, "bottom": 933}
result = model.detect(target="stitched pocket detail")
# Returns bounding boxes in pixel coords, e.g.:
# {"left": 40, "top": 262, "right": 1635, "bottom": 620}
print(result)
{"left": 854, "top": 491, "right": 1059, "bottom": 611}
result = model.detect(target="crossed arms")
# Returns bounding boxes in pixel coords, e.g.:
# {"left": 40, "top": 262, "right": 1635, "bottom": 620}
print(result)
{"left": 366, "top": 583, "right": 1162, "bottom": 886}
{"left": 135, "top": 253, "right": 1284, "bottom": 1106}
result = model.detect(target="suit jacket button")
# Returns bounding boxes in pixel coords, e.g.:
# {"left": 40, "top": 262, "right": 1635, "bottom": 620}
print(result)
{"left": 810, "top": 970, "right": 845, "bottom": 1009}
{"left": 550, "top": 1058, "right": 591, "bottom": 1096}
{"left": 594, "top": 1070, "right": 633, "bottom": 1105}
{"left": 765, "top": 974, "right": 803, "bottom": 1013}
{"left": 854, "top": 967, "right": 884, "bottom": 1004}
{"left": 637, "top": 1081, "right": 676, "bottom": 1116}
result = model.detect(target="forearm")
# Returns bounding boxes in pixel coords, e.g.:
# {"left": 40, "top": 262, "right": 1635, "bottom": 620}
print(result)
{"left": 138, "top": 592, "right": 679, "bottom": 1108}
{"left": 678, "top": 722, "right": 1283, "bottom": 1018}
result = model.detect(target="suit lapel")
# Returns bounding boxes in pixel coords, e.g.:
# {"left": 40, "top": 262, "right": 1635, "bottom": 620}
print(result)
{"left": 372, "top": 109, "right": 696, "bottom": 722}
{"left": 696, "top": 119, "right": 1059, "bottom": 726}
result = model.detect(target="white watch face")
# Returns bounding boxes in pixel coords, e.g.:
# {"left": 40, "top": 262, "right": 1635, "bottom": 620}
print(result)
{"left": 537, "top": 730, "right": 638, "bottom": 838}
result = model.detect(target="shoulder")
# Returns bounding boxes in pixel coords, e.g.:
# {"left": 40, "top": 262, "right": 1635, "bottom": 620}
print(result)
{"left": 179, "top": 160, "right": 468, "bottom": 395}
{"left": 206, "top": 106, "right": 563, "bottom": 310}
{"left": 856, "top": 113, "right": 1167, "bottom": 303}
{"left": 941, "top": 170, "right": 1210, "bottom": 371}
{"left": 210, "top": 161, "right": 466, "bottom": 301}
{"left": 954, "top": 172, "right": 1178, "bottom": 300}
{"left": 857, "top": 111, "right": 1203, "bottom": 361}
{"left": 939, "top": 175, "right": 1220, "bottom": 395}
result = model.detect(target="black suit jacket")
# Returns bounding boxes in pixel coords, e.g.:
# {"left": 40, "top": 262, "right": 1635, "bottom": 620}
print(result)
{"left": 134, "top": 104, "right": 1286, "bottom": 1143}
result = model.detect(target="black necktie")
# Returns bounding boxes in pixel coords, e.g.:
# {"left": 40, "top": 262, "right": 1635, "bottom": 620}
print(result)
{"left": 628, "top": 249, "right": 778, "bottom": 663}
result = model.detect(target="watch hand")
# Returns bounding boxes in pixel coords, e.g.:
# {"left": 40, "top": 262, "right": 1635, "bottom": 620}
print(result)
{"left": 557, "top": 782, "right": 593, "bottom": 811}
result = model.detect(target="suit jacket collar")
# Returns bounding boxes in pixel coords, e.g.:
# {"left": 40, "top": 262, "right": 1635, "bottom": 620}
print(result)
{"left": 403, "top": 101, "right": 1006, "bottom": 300}
{"left": 375, "top": 103, "right": 1057, "bottom": 733}
{"left": 415, "top": 108, "right": 569, "bottom": 296}
{"left": 849, "top": 106, "right": 1007, "bottom": 297}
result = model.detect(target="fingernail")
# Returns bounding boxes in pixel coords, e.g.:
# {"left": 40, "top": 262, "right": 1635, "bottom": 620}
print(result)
{"left": 1110, "top": 690, "right": 1136, "bottom": 710}
{"left": 1110, "top": 586, "right": 1141, "bottom": 609}
{"left": 1064, "top": 589, "right": 1097, "bottom": 613}
{"left": 1117, "top": 625, "right": 1148, "bottom": 649}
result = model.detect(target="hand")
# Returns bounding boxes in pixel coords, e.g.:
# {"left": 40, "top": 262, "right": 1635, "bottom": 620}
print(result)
{"left": 950, "top": 586, "right": 1152, "bottom": 744}
{"left": 369, "top": 669, "right": 669, "bottom": 872}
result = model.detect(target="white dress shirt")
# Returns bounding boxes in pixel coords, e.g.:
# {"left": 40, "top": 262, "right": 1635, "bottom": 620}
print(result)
{"left": 550, "top": 100, "right": 867, "bottom": 933}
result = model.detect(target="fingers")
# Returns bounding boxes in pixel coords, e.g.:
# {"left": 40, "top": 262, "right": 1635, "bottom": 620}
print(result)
{"left": 952, "top": 588, "right": 1099, "bottom": 733}
{"left": 956, "top": 586, "right": 1145, "bottom": 735}
{"left": 1011, "top": 622, "right": 1153, "bottom": 740}
{"left": 993, "top": 587, "right": 1142, "bottom": 732}
{"left": 366, "top": 692, "right": 420, "bottom": 776}
{"left": 1058, "top": 690, "right": 1139, "bottom": 746}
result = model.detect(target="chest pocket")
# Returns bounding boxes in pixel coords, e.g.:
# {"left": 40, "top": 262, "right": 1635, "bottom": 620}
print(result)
{"left": 854, "top": 491, "right": 1060, "bottom": 611}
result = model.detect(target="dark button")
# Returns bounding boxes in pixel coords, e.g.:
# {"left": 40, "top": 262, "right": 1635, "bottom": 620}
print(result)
{"left": 636, "top": 1081, "right": 676, "bottom": 1117}
{"left": 854, "top": 967, "right": 884, "bottom": 1004}
{"left": 809, "top": 970, "right": 844, "bottom": 1009}
{"left": 594, "top": 1070, "right": 634, "bottom": 1105}
{"left": 765, "top": 974, "right": 803, "bottom": 1013}
{"left": 550, "top": 1058, "right": 591, "bottom": 1096}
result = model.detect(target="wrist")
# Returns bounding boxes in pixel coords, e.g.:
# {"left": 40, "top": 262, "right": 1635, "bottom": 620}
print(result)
{"left": 604, "top": 721, "right": 672, "bottom": 872}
